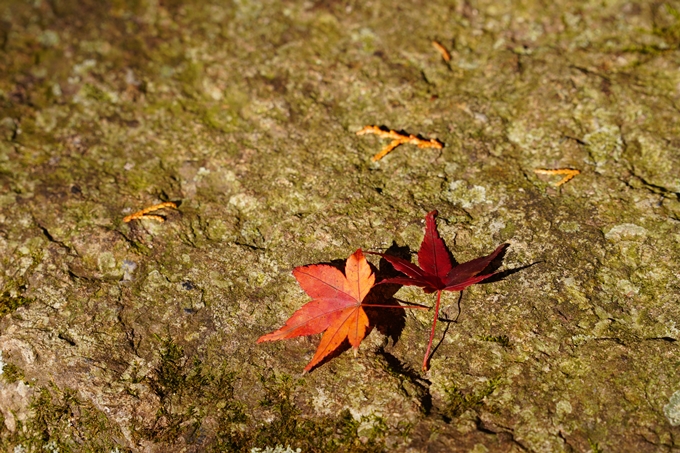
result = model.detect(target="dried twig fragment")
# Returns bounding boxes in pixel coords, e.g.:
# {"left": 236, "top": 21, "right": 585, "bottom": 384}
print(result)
{"left": 356, "top": 125, "right": 444, "bottom": 161}
{"left": 123, "top": 201, "right": 178, "bottom": 223}
{"left": 432, "top": 40, "right": 451, "bottom": 62}
{"left": 533, "top": 168, "right": 580, "bottom": 187}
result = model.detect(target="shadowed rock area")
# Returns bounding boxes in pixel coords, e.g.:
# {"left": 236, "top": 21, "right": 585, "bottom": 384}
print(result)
{"left": 1, "top": 0, "right": 679, "bottom": 451}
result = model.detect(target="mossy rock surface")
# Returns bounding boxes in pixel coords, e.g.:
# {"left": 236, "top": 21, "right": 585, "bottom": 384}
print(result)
{"left": 1, "top": 0, "right": 680, "bottom": 451}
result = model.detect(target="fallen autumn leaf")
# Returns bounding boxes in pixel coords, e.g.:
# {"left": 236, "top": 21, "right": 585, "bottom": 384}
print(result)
{"left": 375, "top": 211, "right": 508, "bottom": 371}
{"left": 258, "top": 249, "right": 425, "bottom": 372}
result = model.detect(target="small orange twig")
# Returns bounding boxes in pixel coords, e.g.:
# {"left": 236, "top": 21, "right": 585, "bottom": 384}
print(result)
{"left": 123, "top": 201, "right": 178, "bottom": 223}
{"left": 432, "top": 40, "right": 451, "bottom": 62}
{"left": 533, "top": 168, "right": 580, "bottom": 187}
{"left": 356, "top": 125, "right": 444, "bottom": 161}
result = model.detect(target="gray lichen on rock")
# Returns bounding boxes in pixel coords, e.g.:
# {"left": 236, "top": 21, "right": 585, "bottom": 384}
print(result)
{"left": 665, "top": 390, "right": 680, "bottom": 427}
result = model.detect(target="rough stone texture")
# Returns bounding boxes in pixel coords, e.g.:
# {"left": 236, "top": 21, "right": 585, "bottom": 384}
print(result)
{"left": 0, "top": 0, "right": 679, "bottom": 451}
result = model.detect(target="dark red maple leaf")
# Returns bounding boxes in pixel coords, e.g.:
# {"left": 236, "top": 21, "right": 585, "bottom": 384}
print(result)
{"left": 376, "top": 210, "right": 508, "bottom": 371}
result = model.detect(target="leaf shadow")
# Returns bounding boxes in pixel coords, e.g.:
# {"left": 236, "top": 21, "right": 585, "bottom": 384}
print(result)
{"left": 428, "top": 292, "right": 463, "bottom": 363}
{"left": 480, "top": 261, "right": 542, "bottom": 284}
{"left": 375, "top": 347, "right": 433, "bottom": 414}
{"left": 364, "top": 242, "right": 413, "bottom": 346}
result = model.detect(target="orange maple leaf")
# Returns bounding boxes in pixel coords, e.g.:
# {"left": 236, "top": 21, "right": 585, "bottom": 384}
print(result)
{"left": 257, "top": 249, "right": 375, "bottom": 372}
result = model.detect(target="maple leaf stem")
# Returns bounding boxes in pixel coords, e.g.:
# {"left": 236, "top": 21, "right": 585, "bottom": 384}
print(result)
{"left": 361, "top": 303, "right": 429, "bottom": 310}
{"left": 422, "top": 290, "right": 443, "bottom": 371}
